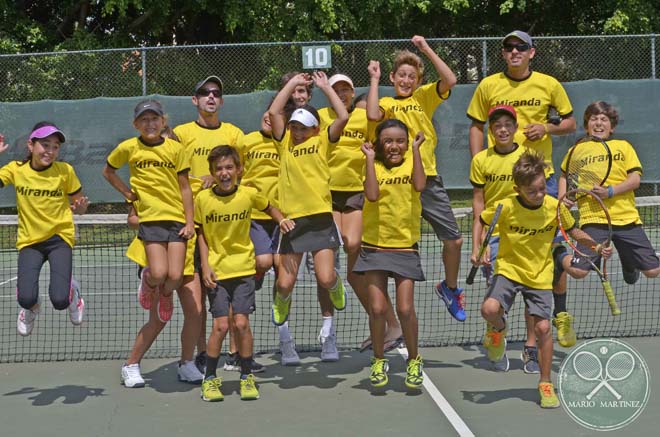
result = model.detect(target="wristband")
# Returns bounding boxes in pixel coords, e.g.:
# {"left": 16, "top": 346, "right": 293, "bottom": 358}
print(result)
{"left": 279, "top": 218, "right": 288, "bottom": 226}
{"left": 607, "top": 185, "right": 614, "bottom": 198}
{"left": 543, "top": 124, "right": 548, "bottom": 134}
{"left": 594, "top": 243, "right": 602, "bottom": 254}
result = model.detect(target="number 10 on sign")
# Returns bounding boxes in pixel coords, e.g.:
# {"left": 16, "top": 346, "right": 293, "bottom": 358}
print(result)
{"left": 302, "top": 46, "right": 332, "bottom": 69}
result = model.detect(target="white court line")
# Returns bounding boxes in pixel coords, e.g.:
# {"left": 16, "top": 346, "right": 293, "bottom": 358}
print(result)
{"left": 0, "top": 276, "right": 17, "bottom": 286}
{"left": 397, "top": 347, "right": 475, "bottom": 437}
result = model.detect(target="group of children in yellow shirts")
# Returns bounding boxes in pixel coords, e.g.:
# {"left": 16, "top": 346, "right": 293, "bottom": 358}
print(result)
{"left": 2, "top": 32, "right": 658, "bottom": 409}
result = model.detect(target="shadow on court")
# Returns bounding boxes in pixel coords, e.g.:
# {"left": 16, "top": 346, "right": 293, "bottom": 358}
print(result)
{"left": 4, "top": 385, "right": 106, "bottom": 406}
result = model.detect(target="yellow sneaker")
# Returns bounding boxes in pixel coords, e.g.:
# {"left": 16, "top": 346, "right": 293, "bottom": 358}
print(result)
{"left": 538, "top": 382, "right": 560, "bottom": 409}
{"left": 483, "top": 322, "right": 507, "bottom": 362}
{"left": 328, "top": 275, "right": 346, "bottom": 311}
{"left": 201, "top": 377, "right": 224, "bottom": 402}
{"left": 553, "top": 311, "right": 576, "bottom": 348}
{"left": 240, "top": 374, "right": 260, "bottom": 400}
{"left": 405, "top": 355, "right": 424, "bottom": 389}
{"left": 369, "top": 357, "right": 389, "bottom": 387}
{"left": 271, "top": 293, "right": 291, "bottom": 326}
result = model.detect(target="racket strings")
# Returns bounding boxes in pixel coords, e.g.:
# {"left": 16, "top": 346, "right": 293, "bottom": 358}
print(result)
{"left": 573, "top": 353, "right": 602, "bottom": 379}
{"left": 606, "top": 354, "right": 635, "bottom": 379}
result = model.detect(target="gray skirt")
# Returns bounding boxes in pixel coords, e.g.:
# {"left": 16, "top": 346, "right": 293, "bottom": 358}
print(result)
{"left": 277, "top": 213, "right": 341, "bottom": 254}
{"left": 352, "top": 245, "right": 425, "bottom": 281}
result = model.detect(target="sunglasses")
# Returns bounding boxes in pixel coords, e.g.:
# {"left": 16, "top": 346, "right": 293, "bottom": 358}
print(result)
{"left": 196, "top": 88, "right": 222, "bottom": 98}
{"left": 503, "top": 43, "right": 531, "bottom": 52}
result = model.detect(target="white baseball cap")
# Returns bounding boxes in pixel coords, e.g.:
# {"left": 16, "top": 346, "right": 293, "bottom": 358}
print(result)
{"left": 328, "top": 74, "right": 354, "bottom": 89}
{"left": 289, "top": 108, "right": 319, "bottom": 127}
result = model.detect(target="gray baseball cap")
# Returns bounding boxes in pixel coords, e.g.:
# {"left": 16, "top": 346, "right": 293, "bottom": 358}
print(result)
{"left": 503, "top": 30, "right": 533, "bottom": 47}
{"left": 194, "top": 76, "right": 223, "bottom": 95}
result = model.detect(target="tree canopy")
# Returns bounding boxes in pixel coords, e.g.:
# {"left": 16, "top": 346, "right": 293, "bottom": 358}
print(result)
{"left": 1, "top": 1, "right": 658, "bottom": 53}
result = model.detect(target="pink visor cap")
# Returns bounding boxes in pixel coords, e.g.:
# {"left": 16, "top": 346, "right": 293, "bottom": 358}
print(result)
{"left": 30, "top": 125, "right": 66, "bottom": 142}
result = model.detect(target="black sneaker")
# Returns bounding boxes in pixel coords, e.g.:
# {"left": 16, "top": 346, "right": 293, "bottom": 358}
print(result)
{"left": 250, "top": 359, "right": 266, "bottom": 374}
{"left": 224, "top": 353, "right": 240, "bottom": 371}
{"left": 623, "top": 267, "right": 640, "bottom": 285}
{"left": 195, "top": 351, "right": 207, "bottom": 374}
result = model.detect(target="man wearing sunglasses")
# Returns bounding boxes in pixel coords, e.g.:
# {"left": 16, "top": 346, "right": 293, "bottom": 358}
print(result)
{"left": 174, "top": 76, "right": 245, "bottom": 188}
{"left": 466, "top": 30, "right": 578, "bottom": 370}
{"left": 173, "top": 77, "right": 258, "bottom": 377}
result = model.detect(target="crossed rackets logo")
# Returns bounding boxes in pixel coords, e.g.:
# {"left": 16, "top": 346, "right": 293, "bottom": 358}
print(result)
{"left": 572, "top": 350, "right": 635, "bottom": 400}
{"left": 558, "top": 339, "right": 650, "bottom": 431}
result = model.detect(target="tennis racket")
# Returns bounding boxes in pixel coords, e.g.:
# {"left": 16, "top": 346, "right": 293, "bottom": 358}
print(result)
{"left": 558, "top": 135, "right": 620, "bottom": 315}
{"left": 467, "top": 203, "right": 503, "bottom": 285}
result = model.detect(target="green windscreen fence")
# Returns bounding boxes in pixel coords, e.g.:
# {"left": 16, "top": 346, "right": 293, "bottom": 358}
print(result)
{"left": 1, "top": 79, "right": 660, "bottom": 206}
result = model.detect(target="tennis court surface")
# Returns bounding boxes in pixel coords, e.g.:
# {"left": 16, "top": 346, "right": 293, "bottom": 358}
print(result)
{"left": 1, "top": 202, "right": 659, "bottom": 436}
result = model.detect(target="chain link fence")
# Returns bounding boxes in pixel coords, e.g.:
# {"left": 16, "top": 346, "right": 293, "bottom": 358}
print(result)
{"left": 0, "top": 35, "right": 657, "bottom": 101}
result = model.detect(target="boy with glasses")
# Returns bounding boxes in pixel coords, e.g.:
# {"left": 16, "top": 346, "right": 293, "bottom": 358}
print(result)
{"left": 467, "top": 30, "right": 579, "bottom": 351}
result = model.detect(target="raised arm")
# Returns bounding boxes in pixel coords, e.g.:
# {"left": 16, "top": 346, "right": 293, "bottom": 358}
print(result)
{"left": 411, "top": 35, "right": 457, "bottom": 95}
{"left": 0, "top": 134, "right": 7, "bottom": 154}
{"left": 411, "top": 131, "right": 426, "bottom": 192}
{"left": 268, "top": 73, "right": 313, "bottom": 141}
{"left": 366, "top": 61, "right": 385, "bottom": 122}
{"left": 313, "top": 71, "right": 348, "bottom": 142}
{"left": 361, "top": 142, "right": 379, "bottom": 201}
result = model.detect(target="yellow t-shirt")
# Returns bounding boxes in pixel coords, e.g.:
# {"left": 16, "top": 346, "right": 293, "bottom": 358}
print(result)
{"left": 481, "top": 195, "right": 574, "bottom": 289}
{"left": 467, "top": 71, "right": 573, "bottom": 174}
{"left": 380, "top": 81, "right": 449, "bottom": 176}
{"left": 560, "top": 138, "right": 643, "bottom": 226}
{"left": 319, "top": 107, "right": 369, "bottom": 191}
{"left": 194, "top": 185, "right": 269, "bottom": 279}
{"left": 107, "top": 137, "right": 188, "bottom": 224}
{"left": 362, "top": 158, "right": 422, "bottom": 248}
{"left": 0, "top": 161, "right": 81, "bottom": 249}
{"left": 173, "top": 121, "right": 245, "bottom": 178}
{"left": 470, "top": 144, "right": 527, "bottom": 210}
{"left": 241, "top": 130, "right": 280, "bottom": 220}
{"left": 275, "top": 130, "right": 334, "bottom": 219}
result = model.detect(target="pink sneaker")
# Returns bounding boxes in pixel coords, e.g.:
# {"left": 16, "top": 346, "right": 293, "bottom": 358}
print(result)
{"left": 157, "top": 288, "right": 174, "bottom": 322}
{"left": 138, "top": 267, "right": 157, "bottom": 310}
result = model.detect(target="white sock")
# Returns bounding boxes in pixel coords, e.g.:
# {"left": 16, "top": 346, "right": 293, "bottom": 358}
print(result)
{"left": 278, "top": 322, "right": 292, "bottom": 342}
{"left": 320, "top": 316, "right": 333, "bottom": 338}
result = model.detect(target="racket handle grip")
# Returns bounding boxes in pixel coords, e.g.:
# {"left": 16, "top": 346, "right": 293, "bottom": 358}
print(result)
{"left": 466, "top": 265, "right": 479, "bottom": 285}
{"left": 602, "top": 281, "right": 621, "bottom": 316}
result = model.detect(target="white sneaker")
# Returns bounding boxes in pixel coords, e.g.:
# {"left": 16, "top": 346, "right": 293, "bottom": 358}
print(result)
{"left": 280, "top": 339, "right": 300, "bottom": 366}
{"left": 319, "top": 333, "right": 339, "bottom": 362}
{"left": 68, "top": 279, "right": 85, "bottom": 326}
{"left": 177, "top": 360, "right": 204, "bottom": 384}
{"left": 17, "top": 306, "right": 39, "bottom": 336}
{"left": 121, "top": 363, "right": 145, "bottom": 388}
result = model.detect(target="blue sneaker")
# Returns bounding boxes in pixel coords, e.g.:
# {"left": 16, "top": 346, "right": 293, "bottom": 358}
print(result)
{"left": 435, "top": 281, "right": 466, "bottom": 322}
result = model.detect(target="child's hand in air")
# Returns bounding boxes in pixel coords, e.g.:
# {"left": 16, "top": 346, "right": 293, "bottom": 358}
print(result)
{"left": 0, "top": 134, "right": 8, "bottom": 154}
{"left": 311, "top": 71, "right": 329, "bottom": 90}
{"left": 412, "top": 131, "right": 425, "bottom": 149}
{"left": 411, "top": 35, "right": 430, "bottom": 52}
{"left": 361, "top": 142, "right": 375, "bottom": 160}
{"left": 367, "top": 60, "right": 381, "bottom": 80}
